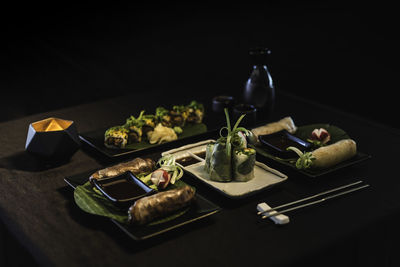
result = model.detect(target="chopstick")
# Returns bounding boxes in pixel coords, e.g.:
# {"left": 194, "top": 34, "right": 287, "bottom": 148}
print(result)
{"left": 261, "top": 183, "right": 370, "bottom": 219}
{"left": 258, "top": 180, "right": 364, "bottom": 216}
{"left": 188, "top": 151, "right": 205, "bottom": 162}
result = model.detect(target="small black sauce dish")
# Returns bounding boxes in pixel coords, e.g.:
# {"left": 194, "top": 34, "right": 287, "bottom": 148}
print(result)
{"left": 92, "top": 171, "right": 154, "bottom": 207}
{"left": 258, "top": 130, "right": 312, "bottom": 159}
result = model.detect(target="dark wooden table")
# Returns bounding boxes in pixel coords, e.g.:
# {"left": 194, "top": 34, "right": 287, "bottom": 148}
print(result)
{"left": 1, "top": 90, "right": 399, "bottom": 266}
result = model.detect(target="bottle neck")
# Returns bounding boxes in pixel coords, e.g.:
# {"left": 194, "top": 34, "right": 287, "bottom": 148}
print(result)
{"left": 253, "top": 64, "right": 268, "bottom": 70}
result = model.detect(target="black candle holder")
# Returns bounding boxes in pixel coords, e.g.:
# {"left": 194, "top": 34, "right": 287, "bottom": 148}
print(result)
{"left": 25, "top": 117, "right": 80, "bottom": 162}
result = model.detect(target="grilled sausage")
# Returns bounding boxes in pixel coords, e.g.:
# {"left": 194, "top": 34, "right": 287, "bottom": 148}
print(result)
{"left": 128, "top": 185, "right": 195, "bottom": 225}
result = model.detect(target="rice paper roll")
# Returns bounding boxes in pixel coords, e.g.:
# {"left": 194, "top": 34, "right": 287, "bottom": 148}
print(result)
{"left": 209, "top": 142, "right": 232, "bottom": 182}
{"left": 233, "top": 148, "right": 256, "bottom": 182}
{"left": 311, "top": 139, "right": 357, "bottom": 169}
{"left": 204, "top": 142, "right": 215, "bottom": 173}
{"left": 251, "top": 117, "right": 297, "bottom": 142}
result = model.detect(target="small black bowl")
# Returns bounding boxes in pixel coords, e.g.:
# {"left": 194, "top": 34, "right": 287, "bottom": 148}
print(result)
{"left": 258, "top": 130, "right": 311, "bottom": 159}
{"left": 212, "top": 95, "right": 236, "bottom": 113}
{"left": 92, "top": 171, "right": 155, "bottom": 207}
{"left": 233, "top": 103, "right": 257, "bottom": 128}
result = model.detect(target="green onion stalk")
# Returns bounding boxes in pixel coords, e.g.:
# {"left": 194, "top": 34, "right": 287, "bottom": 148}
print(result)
{"left": 218, "top": 108, "right": 250, "bottom": 158}
{"left": 287, "top": 146, "right": 315, "bottom": 169}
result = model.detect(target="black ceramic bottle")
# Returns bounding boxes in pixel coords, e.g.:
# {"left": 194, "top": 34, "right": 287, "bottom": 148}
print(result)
{"left": 243, "top": 48, "right": 275, "bottom": 119}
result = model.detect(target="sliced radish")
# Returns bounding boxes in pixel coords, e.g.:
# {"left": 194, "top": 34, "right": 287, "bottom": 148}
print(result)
{"left": 150, "top": 169, "right": 171, "bottom": 189}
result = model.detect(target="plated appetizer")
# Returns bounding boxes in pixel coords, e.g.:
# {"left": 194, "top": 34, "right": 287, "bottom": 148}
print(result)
{"left": 253, "top": 118, "right": 360, "bottom": 172}
{"left": 251, "top": 116, "right": 297, "bottom": 143}
{"left": 205, "top": 108, "right": 256, "bottom": 182}
{"left": 75, "top": 155, "right": 200, "bottom": 227}
{"left": 288, "top": 139, "right": 357, "bottom": 170}
{"left": 104, "top": 101, "right": 205, "bottom": 149}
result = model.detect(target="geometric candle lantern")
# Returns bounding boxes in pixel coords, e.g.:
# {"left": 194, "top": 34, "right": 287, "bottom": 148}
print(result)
{"left": 25, "top": 117, "right": 80, "bottom": 161}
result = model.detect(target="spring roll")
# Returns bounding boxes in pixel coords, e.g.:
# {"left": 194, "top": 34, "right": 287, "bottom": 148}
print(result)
{"left": 128, "top": 185, "right": 195, "bottom": 225}
{"left": 89, "top": 157, "right": 156, "bottom": 183}
{"left": 233, "top": 148, "right": 256, "bottom": 182}
{"left": 251, "top": 117, "right": 297, "bottom": 141}
{"left": 204, "top": 142, "right": 215, "bottom": 173}
{"left": 311, "top": 139, "right": 357, "bottom": 169}
{"left": 208, "top": 142, "right": 232, "bottom": 182}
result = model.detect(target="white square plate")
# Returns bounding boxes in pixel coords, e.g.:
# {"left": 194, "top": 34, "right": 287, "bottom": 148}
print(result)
{"left": 162, "top": 140, "right": 288, "bottom": 199}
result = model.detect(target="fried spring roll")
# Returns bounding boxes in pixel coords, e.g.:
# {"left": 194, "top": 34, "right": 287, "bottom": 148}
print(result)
{"left": 128, "top": 185, "right": 195, "bottom": 225}
{"left": 312, "top": 139, "right": 357, "bottom": 169}
{"left": 89, "top": 158, "right": 155, "bottom": 182}
{"left": 251, "top": 117, "right": 297, "bottom": 141}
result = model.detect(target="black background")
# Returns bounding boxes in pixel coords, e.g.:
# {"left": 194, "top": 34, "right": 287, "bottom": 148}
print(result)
{"left": 1, "top": 3, "right": 398, "bottom": 127}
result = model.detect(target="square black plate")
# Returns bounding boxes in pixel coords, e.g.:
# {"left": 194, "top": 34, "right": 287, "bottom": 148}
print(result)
{"left": 64, "top": 171, "right": 220, "bottom": 241}
{"left": 255, "top": 124, "right": 371, "bottom": 178}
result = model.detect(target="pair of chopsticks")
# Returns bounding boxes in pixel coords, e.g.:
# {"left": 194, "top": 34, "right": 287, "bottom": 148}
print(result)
{"left": 258, "top": 180, "right": 370, "bottom": 219}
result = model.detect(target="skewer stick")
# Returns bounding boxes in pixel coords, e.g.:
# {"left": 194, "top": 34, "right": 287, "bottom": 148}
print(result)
{"left": 188, "top": 151, "right": 205, "bottom": 162}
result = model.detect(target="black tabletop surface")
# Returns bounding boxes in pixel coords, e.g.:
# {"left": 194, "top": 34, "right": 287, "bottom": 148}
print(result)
{"left": 1, "top": 89, "right": 400, "bottom": 267}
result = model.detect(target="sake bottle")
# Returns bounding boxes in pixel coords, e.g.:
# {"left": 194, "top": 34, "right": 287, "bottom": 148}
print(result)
{"left": 243, "top": 47, "right": 275, "bottom": 119}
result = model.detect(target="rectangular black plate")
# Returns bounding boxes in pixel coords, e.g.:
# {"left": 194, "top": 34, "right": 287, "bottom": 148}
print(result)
{"left": 64, "top": 171, "right": 220, "bottom": 241}
{"left": 79, "top": 125, "right": 217, "bottom": 158}
{"left": 255, "top": 147, "right": 371, "bottom": 178}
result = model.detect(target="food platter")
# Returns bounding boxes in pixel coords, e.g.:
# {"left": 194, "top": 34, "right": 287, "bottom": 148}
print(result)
{"left": 79, "top": 100, "right": 209, "bottom": 158}
{"left": 254, "top": 123, "right": 371, "bottom": 178}
{"left": 79, "top": 123, "right": 209, "bottom": 158}
{"left": 64, "top": 171, "right": 220, "bottom": 241}
{"left": 162, "top": 140, "right": 288, "bottom": 199}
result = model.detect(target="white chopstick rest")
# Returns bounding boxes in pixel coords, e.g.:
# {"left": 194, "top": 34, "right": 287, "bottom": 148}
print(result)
{"left": 257, "top": 202, "right": 290, "bottom": 225}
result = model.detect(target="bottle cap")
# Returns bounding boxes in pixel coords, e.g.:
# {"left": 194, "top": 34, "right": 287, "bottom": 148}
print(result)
{"left": 249, "top": 47, "right": 271, "bottom": 65}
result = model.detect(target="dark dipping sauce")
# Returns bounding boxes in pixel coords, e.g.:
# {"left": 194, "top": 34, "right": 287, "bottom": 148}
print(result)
{"left": 93, "top": 172, "right": 154, "bottom": 205}
{"left": 176, "top": 151, "right": 206, "bottom": 167}
{"left": 102, "top": 179, "right": 147, "bottom": 200}
{"left": 259, "top": 130, "right": 311, "bottom": 159}
{"left": 267, "top": 135, "right": 306, "bottom": 151}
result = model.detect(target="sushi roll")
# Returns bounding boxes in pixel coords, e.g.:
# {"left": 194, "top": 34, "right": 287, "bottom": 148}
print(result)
{"left": 186, "top": 100, "right": 204, "bottom": 124}
{"left": 233, "top": 147, "right": 256, "bottom": 182}
{"left": 127, "top": 125, "right": 143, "bottom": 143}
{"left": 155, "top": 107, "right": 172, "bottom": 128}
{"left": 104, "top": 126, "right": 129, "bottom": 149}
{"left": 125, "top": 112, "right": 145, "bottom": 143}
{"left": 141, "top": 114, "right": 157, "bottom": 137}
{"left": 170, "top": 105, "right": 188, "bottom": 127}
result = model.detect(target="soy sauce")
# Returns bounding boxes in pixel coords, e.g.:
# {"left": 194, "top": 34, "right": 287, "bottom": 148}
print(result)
{"left": 102, "top": 179, "right": 147, "bottom": 200}
{"left": 176, "top": 156, "right": 201, "bottom": 167}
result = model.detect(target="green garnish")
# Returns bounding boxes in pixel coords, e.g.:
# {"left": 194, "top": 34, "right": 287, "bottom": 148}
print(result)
{"left": 157, "top": 155, "right": 184, "bottom": 184}
{"left": 287, "top": 146, "right": 315, "bottom": 169}
{"left": 173, "top": 126, "right": 183, "bottom": 134}
{"left": 307, "top": 138, "right": 325, "bottom": 148}
{"left": 218, "top": 108, "right": 250, "bottom": 158}
{"left": 187, "top": 100, "right": 204, "bottom": 111}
